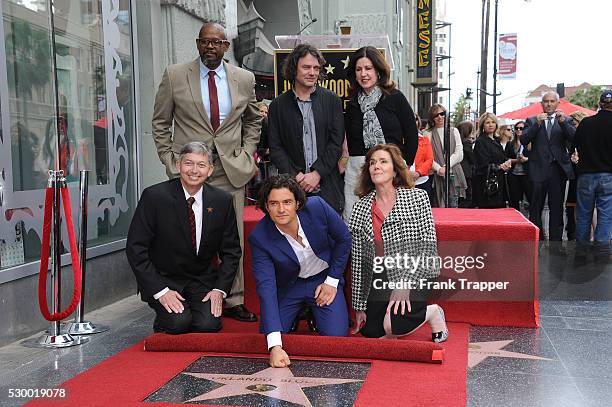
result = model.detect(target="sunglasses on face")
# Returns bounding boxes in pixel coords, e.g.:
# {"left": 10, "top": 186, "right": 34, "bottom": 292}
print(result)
{"left": 515, "top": 126, "right": 524, "bottom": 131}
{"left": 434, "top": 112, "right": 446, "bottom": 118}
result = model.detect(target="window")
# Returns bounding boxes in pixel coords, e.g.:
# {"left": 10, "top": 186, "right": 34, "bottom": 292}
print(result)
{"left": 0, "top": 0, "right": 136, "bottom": 273}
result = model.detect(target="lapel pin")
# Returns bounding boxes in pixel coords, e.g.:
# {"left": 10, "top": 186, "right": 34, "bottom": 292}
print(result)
{"left": 207, "top": 207, "right": 214, "bottom": 213}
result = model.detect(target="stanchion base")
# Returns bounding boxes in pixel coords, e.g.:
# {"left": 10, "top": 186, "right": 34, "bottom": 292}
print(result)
{"left": 63, "top": 321, "right": 109, "bottom": 335}
{"left": 22, "top": 333, "right": 89, "bottom": 349}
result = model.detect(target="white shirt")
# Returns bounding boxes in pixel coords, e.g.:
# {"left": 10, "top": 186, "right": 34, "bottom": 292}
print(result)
{"left": 199, "top": 60, "right": 232, "bottom": 127}
{"left": 153, "top": 185, "right": 226, "bottom": 300}
{"left": 425, "top": 127, "right": 464, "bottom": 171}
{"left": 267, "top": 217, "right": 338, "bottom": 350}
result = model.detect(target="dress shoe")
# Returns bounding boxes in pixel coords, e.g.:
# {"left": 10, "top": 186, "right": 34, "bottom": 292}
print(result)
{"left": 431, "top": 306, "right": 449, "bottom": 343}
{"left": 289, "top": 306, "right": 318, "bottom": 333}
{"left": 224, "top": 304, "right": 257, "bottom": 322}
{"left": 306, "top": 316, "right": 318, "bottom": 333}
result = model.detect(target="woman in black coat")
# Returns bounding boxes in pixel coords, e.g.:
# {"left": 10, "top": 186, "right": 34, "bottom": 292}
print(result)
{"left": 472, "top": 112, "right": 512, "bottom": 208}
{"left": 343, "top": 46, "right": 418, "bottom": 221}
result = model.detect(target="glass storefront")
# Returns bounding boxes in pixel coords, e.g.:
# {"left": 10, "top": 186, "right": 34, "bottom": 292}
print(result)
{"left": 0, "top": 0, "right": 136, "bottom": 274}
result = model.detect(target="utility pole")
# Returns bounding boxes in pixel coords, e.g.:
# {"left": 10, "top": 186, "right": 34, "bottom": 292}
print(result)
{"left": 492, "top": 0, "right": 499, "bottom": 114}
{"left": 479, "top": 0, "right": 490, "bottom": 116}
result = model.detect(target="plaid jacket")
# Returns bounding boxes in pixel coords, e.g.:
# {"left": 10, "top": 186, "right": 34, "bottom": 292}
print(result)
{"left": 348, "top": 187, "right": 439, "bottom": 311}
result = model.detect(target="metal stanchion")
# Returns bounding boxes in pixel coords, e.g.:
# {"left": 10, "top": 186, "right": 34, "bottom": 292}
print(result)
{"left": 64, "top": 170, "right": 108, "bottom": 335}
{"left": 24, "top": 171, "right": 88, "bottom": 348}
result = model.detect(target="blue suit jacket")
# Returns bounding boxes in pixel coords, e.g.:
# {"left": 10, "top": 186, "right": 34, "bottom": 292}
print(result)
{"left": 248, "top": 196, "right": 351, "bottom": 335}
{"left": 521, "top": 115, "right": 575, "bottom": 182}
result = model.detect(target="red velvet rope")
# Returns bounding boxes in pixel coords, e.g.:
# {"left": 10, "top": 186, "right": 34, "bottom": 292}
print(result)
{"left": 38, "top": 185, "right": 83, "bottom": 321}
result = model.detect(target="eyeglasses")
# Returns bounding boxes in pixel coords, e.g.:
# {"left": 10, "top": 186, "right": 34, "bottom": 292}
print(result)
{"left": 505, "top": 128, "right": 513, "bottom": 132}
{"left": 515, "top": 126, "right": 524, "bottom": 131}
{"left": 182, "top": 161, "right": 212, "bottom": 170}
{"left": 196, "top": 38, "right": 229, "bottom": 47}
{"left": 434, "top": 112, "right": 446, "bottom": 118}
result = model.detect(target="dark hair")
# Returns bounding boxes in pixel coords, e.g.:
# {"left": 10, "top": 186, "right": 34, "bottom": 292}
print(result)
{"left": 347, "top": 46, "right": 395, "bottom": 98}
{"left": 415, "top": 113, "right": 422, "bottom": 131}
{"left": 282, "top": 44, "right": 326, "bottom": 85}
{"left": 355, "top": 144, "right": 414, "bottom": 198}
{"left": 426, "top": 103, "right": 446, "bottom": 129}
{"left": 257, "top": 174, "right": 307, "bottom": 214}
{"left": 512, "top": 120, "right": 525, "bottom": 148}
{"left": 456, "top": 121, "right": 474, "bottom": 140}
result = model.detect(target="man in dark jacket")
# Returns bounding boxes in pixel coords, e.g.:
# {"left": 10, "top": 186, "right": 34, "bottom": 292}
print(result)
{"left": 573, "top": 89, "right": 612, "bottom": 263}
{"left": 267, "top": 44, "right": 345, "bottom": 213}
{"left": 521, "top": 91, "right": 575, "bottom": 251}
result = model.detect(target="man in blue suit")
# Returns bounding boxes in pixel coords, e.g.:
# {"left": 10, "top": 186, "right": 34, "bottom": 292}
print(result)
{"left": 249, "top": 175, "right": 351, "bottom": 368}
{"left": 521, "top": 91, "right": 575, "bottom": 252}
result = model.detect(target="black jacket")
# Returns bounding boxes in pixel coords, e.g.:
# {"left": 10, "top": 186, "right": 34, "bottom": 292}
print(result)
{"left": 126, "top": 179, "right": 241, "bottom": 300}
{"left": 344, "top": 89, "right": 418, "bottom": 165}
{"left": 521, "top": 115, "right": 575, "bottom": 182}
{"left": 267, "top": 87, "right": 345, "bottom": 212}
{"left": 574, "top": 109, "right": 612, "bottom": 174}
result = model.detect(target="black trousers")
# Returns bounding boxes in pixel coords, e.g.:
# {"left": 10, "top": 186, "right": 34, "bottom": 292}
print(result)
{"left": 508, "top": 173, "right": 532, "bottom": 211}
{"left": 529, "top": 163, "right": 567, "bottom": 242}
{"left": 147, "top": 280, "right": 221, "bottom": 334}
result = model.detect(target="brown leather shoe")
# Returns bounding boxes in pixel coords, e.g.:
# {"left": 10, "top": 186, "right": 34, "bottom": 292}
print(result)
{"left": 224, "top": 304, "right": 257, "bottom": 322}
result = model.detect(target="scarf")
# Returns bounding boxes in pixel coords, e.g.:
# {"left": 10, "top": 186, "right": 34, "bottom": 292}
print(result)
{"left": 358, "top": 87, "right": 385, "bottom": 149}
{"left": 430, "top": 127, "right": 467, "bottom": 207}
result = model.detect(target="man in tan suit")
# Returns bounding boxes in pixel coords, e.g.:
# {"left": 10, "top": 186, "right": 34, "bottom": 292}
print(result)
{"left": 152, "top": 22, "right": 261, "bottom": 322}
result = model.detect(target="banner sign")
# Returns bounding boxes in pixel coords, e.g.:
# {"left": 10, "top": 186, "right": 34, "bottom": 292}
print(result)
{"left": 274, "top": 48, "right": 384, "bottom": 111}
{"left": 414, "top": 0, "right": 436, "bottom": 85}
{"left": 498, "top": 33, "right": 517, "bottom": 80}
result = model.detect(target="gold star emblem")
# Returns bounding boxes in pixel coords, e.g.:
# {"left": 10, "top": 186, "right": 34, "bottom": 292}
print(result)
{"left": 324, "top": 64, "right": 335, "bottom": 75}
{"left": 341, "top": 55, "right": 350, "bottom": 69}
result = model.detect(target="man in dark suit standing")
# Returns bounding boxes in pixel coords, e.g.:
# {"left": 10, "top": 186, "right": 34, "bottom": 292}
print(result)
{"left": 521, "top": 91, "right": 576, "bottom": 252}
{"left": 126, "top": 142, "right": 241, "bottom": 334}
{"left": 249, "top": 175, "right": 351, "bottom": 368}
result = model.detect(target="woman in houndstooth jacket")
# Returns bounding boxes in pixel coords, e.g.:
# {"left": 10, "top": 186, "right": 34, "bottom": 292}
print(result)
{"left": 348, "top": 144, "right": 448, "bottom": 342}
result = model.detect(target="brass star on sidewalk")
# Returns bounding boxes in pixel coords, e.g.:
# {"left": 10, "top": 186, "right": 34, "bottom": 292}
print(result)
{"left": 324, "top": 64, "right": 335, "bottom": 75}
{"left": 468, "top": 340, "right": 553, "bottom": 368}
{"left": 184, "top": 366, "right": 362, "bottom": 406}
{"left": 341, "top": 55, "right": 350, "bottom": 69}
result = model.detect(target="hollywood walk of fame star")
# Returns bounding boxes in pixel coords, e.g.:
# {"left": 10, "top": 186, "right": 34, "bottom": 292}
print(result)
{"left": 324, "top": 64, "right": 335, "bottom": 75}
{"left": 468, "top": 340, "right": 553, "bottom": 368}
{"left": 184, "top": 366, "right": 362, "bottom": 406}
{"left": 341, "top": 55, "right": 350, "bottom": 69}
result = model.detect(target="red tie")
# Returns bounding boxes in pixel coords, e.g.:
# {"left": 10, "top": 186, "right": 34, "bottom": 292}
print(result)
{"left": 208, "top": 71, "right": 220, "bottom": 131}
{"left": 187, "top": 197, "right": 197, "bottom": 254}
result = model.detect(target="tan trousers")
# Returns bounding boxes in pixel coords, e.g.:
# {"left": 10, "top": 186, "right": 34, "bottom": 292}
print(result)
{"left": 208, "top": 163, "right": 245, "bottom": 307}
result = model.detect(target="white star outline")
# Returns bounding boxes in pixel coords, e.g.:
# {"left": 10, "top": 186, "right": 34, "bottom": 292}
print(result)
{"left": 184, "top": 366, "right": 363, "bottom": 406}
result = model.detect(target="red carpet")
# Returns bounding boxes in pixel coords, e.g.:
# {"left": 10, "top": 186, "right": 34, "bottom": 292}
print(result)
{"left": 145, "top": 332, "right": 445, "bottom": 363}
{"left": 26, "top": 322, "right": 469, "bottom": 407}
{"left": 244, "top": 206, "right": 539, "bottom": 328}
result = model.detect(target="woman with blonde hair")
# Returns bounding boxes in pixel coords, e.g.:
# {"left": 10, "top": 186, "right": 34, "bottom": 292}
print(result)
{"left": 472, "top": 112, "right": 512, "bottom": 208}
{"left": 348, "top": 144, "right": 448, "bottom": 342}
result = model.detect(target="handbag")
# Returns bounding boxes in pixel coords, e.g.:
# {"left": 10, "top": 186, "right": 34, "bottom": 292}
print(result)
{"left": 484, "top": 164, "right": 500, "bottom": 197}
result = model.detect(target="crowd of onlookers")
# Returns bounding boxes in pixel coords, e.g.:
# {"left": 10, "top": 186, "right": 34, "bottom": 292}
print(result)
{"left": 253, "top": 86, "right": 611, "bottom": 261}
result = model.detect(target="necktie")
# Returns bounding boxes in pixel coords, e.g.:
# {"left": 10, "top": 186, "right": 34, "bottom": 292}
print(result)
{"left": 208, "top": 71, "right": 220, "bottom": 131}
{"left": 546, "top": 117, "right": 553, "bottom": 137}
{"left": 187, "top": 197, "right": 197, "bottom": 254}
